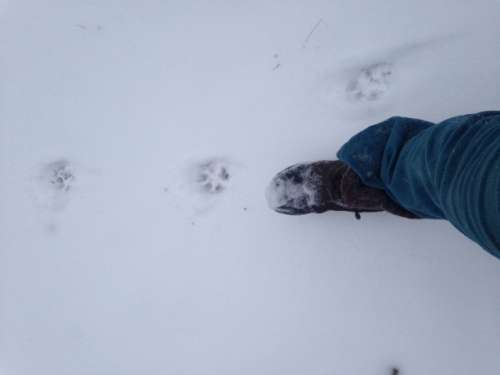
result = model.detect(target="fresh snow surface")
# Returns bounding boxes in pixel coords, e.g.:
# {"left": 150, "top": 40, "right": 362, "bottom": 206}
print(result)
{"left": 1, "top": 1, "right": 500, "bottom": 375}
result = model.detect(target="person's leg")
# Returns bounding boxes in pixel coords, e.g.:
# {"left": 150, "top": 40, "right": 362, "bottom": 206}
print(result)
{"left": 340, "top": 166, "right": 419, "bottom": 219}
{"left": 338, "top": 112, "right": 500, "bottom": 258}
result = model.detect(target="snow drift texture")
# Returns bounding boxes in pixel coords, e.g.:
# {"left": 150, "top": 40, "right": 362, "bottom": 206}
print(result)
{"left": 1, "top": 1, "right": 500, "bottom": 375}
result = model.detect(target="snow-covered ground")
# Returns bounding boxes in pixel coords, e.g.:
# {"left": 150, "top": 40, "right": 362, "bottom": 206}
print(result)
{"left": 1, "top": 1, "right": 500, "bottom": 374}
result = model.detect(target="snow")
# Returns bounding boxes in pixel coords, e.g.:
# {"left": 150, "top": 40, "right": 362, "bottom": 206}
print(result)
{"left": 1, "top": 1, "right": 500, "bottom": 374}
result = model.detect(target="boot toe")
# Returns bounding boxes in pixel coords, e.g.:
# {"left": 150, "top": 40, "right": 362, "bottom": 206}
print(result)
{"left": 266, "top": 164, "right": 322, "bottom": 215}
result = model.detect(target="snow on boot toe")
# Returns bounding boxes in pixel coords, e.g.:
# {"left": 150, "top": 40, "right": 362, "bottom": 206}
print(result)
{"left": 266, "top": 161, "right": 347, "bottom": 215}
{"left": 266, "top": 163, "right": 322, "bottom": 214}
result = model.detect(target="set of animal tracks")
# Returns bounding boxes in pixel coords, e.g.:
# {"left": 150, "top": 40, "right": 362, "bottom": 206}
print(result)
{"left": 33, "top": 157, "right": 235, "bottom": 219}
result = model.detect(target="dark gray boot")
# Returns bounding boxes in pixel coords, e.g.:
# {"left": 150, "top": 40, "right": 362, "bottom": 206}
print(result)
{"left": 266, "top": 160, "right": 419, "bottom": 219}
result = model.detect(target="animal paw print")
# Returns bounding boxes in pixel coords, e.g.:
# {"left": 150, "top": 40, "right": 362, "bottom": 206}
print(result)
{"left": 32, "top": 159, "right": 76, "bottom": 213}
{"left": 196, "top": 159, "right": 230, "bottom": 194}
{"left": 347, "top": 62, "right": 393, "bottom": 101}
{"left": 48, "top": 160, "right": 74, "bottom": 192}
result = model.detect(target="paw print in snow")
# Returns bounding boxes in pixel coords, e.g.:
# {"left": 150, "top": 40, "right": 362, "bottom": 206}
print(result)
{"left": 196, "top": 159, "right": 230, "bottom": 194}
{"left": 346, "top": 62, "right": 393, "bottom": 101}
{"left": 33, "top": 159, "right": 76, "bottom": 212}
{"left": 48, "top": 160, "right": 74, "bottom": 192}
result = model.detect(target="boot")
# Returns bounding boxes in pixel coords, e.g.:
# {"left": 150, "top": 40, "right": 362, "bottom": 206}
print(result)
{"left": 266, "top": 160, "right": 419, "bottom": 219}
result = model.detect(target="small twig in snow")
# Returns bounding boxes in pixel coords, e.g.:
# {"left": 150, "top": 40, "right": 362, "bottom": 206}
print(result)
{"left": 302, "top": 18, "right": 323, "bottom": 49}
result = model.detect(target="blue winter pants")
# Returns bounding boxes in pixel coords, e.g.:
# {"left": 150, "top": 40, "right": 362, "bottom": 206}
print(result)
{"left": 338, "top": 112, "right": 500, "bottom": 259}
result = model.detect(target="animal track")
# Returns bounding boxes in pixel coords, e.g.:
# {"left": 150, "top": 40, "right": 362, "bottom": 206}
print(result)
{"left": 34, "top": 159, "right": 75, "bottom": 212}
{"left": 162, "top": 156, "right": 239, "bottom": 218}
{"left": 47, "top": 160, "right": 74, "bottom": 192}
{"left": 346, "top": 62, "right": 393, "bottom": 101}
{"left": 196, "top": 159, "right": 231, "bottom": 194}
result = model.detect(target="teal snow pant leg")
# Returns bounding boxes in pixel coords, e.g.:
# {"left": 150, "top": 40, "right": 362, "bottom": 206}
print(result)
{"left": 337, "top": 112, "right": 500, "bottom": 259}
